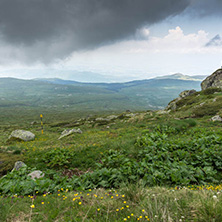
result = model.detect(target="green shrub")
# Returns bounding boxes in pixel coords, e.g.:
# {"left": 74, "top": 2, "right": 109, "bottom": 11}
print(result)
{"left": 43, "top": 148, "right": 75, "bottom": 168}
{"left": 201, "top": 87, "right": 222, "bottom": 95}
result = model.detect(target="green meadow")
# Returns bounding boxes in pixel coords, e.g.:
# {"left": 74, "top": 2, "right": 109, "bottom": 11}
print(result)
{"left": 1, "top": 88, "right": 222, "bottom": 221}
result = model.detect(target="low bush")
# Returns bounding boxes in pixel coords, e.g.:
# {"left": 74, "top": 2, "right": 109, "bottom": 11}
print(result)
{"left": 201, "top": 87, "right": 222, "bottom": 95}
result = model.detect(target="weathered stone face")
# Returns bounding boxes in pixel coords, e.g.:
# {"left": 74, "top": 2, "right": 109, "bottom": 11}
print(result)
{"left": 201, "top": 69, "right": 222, "bottom": 90}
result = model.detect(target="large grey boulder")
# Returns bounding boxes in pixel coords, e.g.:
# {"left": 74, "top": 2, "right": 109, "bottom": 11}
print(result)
{"left": 59, "top": 128, "right": 82, "bottom": 139}
{"left": 28, "top": 170, "right": 45, "bottom": 180}
{"left": 9, "top": 130, "right": 35, "bottom": 142}
{"left": 12, "top": 161, "right": 27, "bottom": 171}
{"left": 201, "top": 69, "right": 222, "bottom": 90}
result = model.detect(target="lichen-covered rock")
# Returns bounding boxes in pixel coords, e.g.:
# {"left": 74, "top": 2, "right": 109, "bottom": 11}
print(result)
{"left": 12, "top": 161, "right": 27, "bottom": 171}
{"left": 9, "top": 130, "right": 35, "bottom": 141}
{"left": 59, "top": 128, "right": 82, "bottom": 139}
{"left": 28, "top": 170, "right": 45, "bottom": 180}
{"left": 179, "top": 89, "right": 196, "bottom": 98}
{"left": 211, "top": 115, "right": 222, "bottom": 122}
{"left": 201, "top": 69, "right": 222, "bottom": 90}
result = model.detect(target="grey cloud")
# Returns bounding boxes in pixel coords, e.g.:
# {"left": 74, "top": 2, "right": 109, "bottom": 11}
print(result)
{"left": 0, "top": 0, "right": 191, "bottom": 63}
{"left": 186, "top": 0, "right": 222, "bottom": 17}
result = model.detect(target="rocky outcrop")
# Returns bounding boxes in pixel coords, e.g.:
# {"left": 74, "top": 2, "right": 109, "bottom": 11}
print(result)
{"left": 201, "top": 69, "right": 222, "bottom": 90}
{"left": 8, "top": 130, "right": 35, "bottom": 142}
{"left": 166, "top": 89, "right": 196, "bottom": 111}
{"left": 179, "top": 89, "right": 196, "bottom": 98}
{"left": 59, "top": 128, "right": 82, "bottom": 139}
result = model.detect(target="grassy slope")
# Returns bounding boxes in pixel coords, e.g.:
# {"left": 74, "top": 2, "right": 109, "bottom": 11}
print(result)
{"left": 1, "top": 88, "right": 222, "bottom": 221}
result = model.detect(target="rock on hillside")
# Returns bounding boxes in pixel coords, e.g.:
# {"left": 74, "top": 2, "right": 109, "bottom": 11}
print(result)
{"left": 166, "top": 89, "right": 196, "bottom": 111}
{"left": 201, "top": 69, "right": 222, "bottom": 90}
{"left": 8, "top": 130, "right": 35, "bottom": 142}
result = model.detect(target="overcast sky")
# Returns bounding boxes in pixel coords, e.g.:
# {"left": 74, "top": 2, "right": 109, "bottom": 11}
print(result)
{"left": 0, "top": 0, "right": 222, "bottom": 82}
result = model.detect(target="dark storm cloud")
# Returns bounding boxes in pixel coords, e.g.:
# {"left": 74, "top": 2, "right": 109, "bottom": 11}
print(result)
{"left": 187, "top": 0, "right": 222, "bottom": 17}
{"left": 0, "top": 0, "right": 199, "bottom": 63}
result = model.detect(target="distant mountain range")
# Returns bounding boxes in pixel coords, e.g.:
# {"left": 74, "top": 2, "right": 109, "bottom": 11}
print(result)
{"left": 36, "top": 73, "right": 206, "bottom": 85}
{"left": 0, "top": 73, "right": 204, "bottom": 112}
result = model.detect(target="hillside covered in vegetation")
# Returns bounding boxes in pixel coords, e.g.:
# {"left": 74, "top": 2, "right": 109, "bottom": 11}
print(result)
{"left": 1, "top": 81, "right": 222, "bottom": 220}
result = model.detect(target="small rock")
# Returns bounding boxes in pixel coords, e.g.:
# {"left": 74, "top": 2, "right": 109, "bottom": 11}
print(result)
{"left": 28, "top": 170, "right": 45, "bottom": 180}
{"left": 9, "top": 130, "right": 35, "bottom": 142}
{"left": 59, "top": 128, "right": 82, "bottom": 139}
{"left": 156, "top": 110, "right": 170, "bottom": 115}
{"left": 106, "top": 115, "right": 118, "bottom": 121}
{"left": 12, "top": 161, "right": 27, "bottom": 171}
{"left": 179, "top": 90, "right": 196, "bottom": 98}
{"left": 213, "top": 98, "right": 217, "bottom": 102}
{"left": 30, "top": 121, "right": 38, "bottom": 125}
{"left": 211, "top": 115, "right": 222, "bottom": 122}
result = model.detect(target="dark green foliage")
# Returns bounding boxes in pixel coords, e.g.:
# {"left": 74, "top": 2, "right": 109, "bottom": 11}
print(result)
{"left": 175, "top": 94, "right": 200, "bottom": 109}
{"left": 193, "top": 99, "right": 222, "bottom": 117}
{"left": 2, "top": 125, "right": 222, "bottom": 196}
{"left": 201, "top": 87, "right": 222, "bottom": 95}
{"left": 43, "top": 148, "right": 75, "bottom": 168}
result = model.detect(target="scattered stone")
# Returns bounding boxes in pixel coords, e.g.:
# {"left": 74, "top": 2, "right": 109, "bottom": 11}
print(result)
{"left": 8, "top": 130, "right": 35, "bottom": 142}
{"left": 94, "top": 117, "right": 112, "bottom": 125}
{"left": 28, "top": 170, "right": 45, "bottom": 180}
{"left": 59, "top": 128, "right": 82, "bottom": 139}
{"left": 201, "top": 68, "right": 222, "bottom": 90}
{"left": 12, "top": 161, "right": 27, "bottom": 171}
{"left": 30, "top": 121, "right": 38, "bottom": 125}
{"left": 106, "top": 115, "right": 118, "bottom": 120}
{"left": 156, "top": 110, "right": 170, "bottom": 115}
{"left": 213, "top": 98, "right": 217, "bottom": 102}
{"left": 211, "top": 115, "right": 222, "bottom": 122}
{"left": 124, "top": 113, "right": 136, "bottom": 118}
{"left": 179, "top": 89, "right": 197, "bottom": 98}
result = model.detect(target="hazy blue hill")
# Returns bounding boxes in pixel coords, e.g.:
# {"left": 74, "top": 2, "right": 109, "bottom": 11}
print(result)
{"left": 34, "top": 78, "right": 79, "bottom": 85}
{"left": 0, "top": 76, "right": 201, "bottom": 111}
